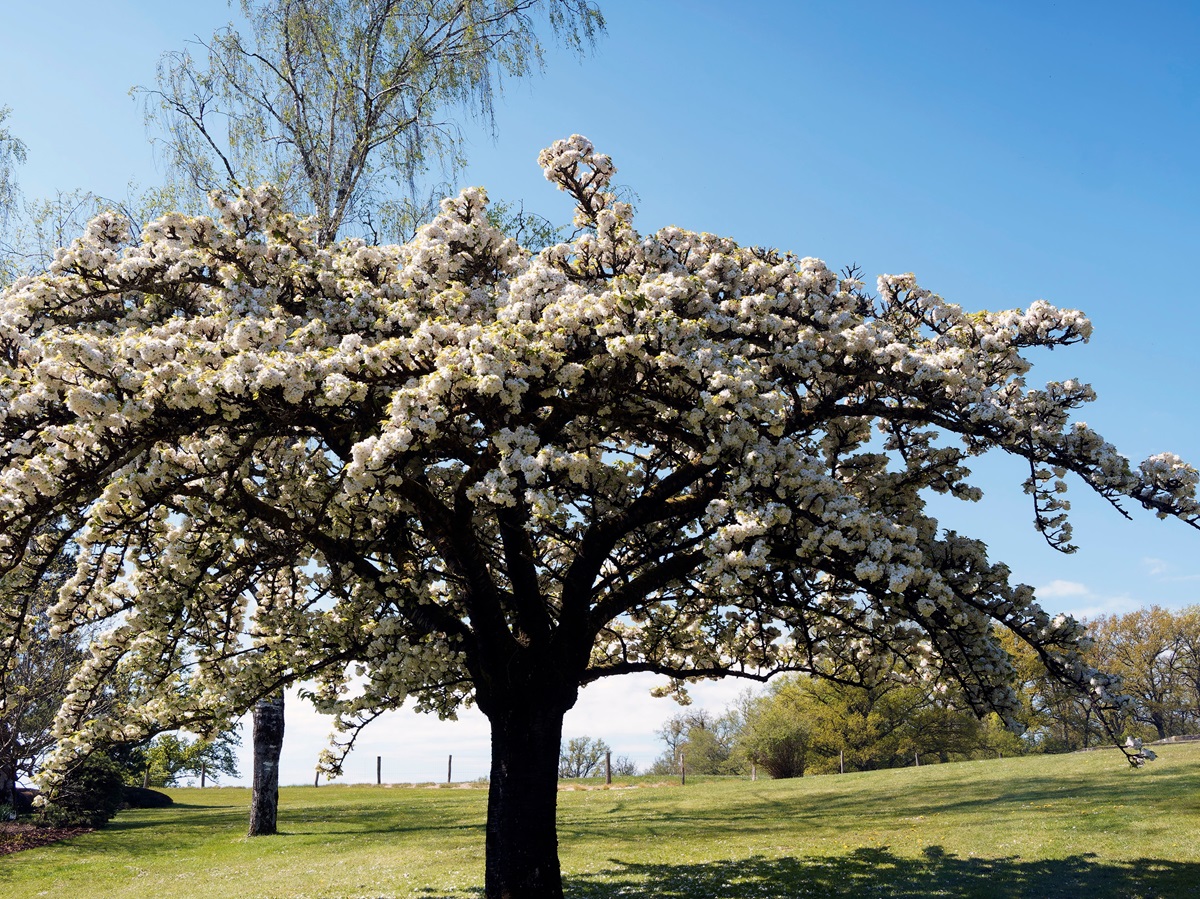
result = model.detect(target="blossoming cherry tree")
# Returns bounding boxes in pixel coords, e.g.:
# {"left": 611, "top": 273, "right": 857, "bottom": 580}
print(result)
{"left": 0, "top": 135, "right": 1195, "bottom": 898}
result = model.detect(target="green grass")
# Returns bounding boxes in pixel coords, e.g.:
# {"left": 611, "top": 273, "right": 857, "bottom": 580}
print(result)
{"left": 4, "top": 744, "right": 1200, "bottom": 898}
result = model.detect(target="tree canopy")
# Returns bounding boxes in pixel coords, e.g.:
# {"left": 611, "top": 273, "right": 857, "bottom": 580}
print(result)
{"left": 0, "top": 135, "right": 1196, "bottom": 897}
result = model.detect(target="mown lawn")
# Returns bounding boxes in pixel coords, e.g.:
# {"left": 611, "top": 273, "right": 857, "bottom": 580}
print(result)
{"left": 3, "top": 743, "right": 1200, "bottom": 898}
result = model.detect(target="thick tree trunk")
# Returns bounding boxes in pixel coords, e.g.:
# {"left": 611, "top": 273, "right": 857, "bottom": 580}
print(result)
{"left": 248, "top": 690, "right": 285, "bottom": 836}
{"left": 484, "top": 701, "right": 568, "bottom": 899}
{"left": 1152, "top": 713, "right": 1167, "bottom": 742}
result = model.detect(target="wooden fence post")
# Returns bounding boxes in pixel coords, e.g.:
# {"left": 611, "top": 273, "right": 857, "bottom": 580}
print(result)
{"left": 377, "top": 755, "right": 382, "bottom": 785}
{"left": 679, "top": 752, "right": 686, "bottom": 786}
{"left": 200, "top": 762, "right": 207, "bottom": 788}
{"left": 605, "top": 750, "right": 611, "bottom": 785}
{"left": 448, "top": 754, "right": 453, "bottom": 784}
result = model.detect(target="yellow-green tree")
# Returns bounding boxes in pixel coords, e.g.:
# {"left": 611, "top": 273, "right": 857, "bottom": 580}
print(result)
{"left": 1090, "top": 607, "right": 1197, "bottom": 741}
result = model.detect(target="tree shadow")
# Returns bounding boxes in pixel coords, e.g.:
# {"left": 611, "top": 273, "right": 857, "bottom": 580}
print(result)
{"left": 556, "top": 846, "right": 1200, "bottom": 898}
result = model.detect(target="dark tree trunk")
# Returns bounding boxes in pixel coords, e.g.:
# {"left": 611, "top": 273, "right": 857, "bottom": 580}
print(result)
{"left": 0, "top": 762, "right": 16, "bottom": 813}
{"left": 0, "top": 720, "right": 16, "bottom": 811}
{"left": 484, "top": 699, "right": 568, "bottom": 899}
{"left": 1152, "top": 712, "right": 1167, "bottom": 742}
{"left": 248, "top": 690, "right": 285, "bottom": 836}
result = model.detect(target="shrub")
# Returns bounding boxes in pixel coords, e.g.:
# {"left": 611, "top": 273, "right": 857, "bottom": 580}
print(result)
{"left": 39, "top": 753, "right": 125, "bottom": 828}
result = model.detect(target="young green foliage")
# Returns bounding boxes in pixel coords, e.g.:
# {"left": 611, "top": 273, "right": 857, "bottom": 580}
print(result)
{"left": 142, "top": 0, "right": 604, "bottom": 245}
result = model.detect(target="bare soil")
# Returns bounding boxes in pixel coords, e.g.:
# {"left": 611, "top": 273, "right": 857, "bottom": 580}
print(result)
{"left": 0, "top": 821, "right": 92, "bottom": 855}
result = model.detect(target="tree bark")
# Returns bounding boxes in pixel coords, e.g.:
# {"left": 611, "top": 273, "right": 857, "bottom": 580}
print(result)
{"left": 248, "top": 690, "right": 285, "bottom": 836}
{"left": 0, "top": 763, "right": 16, "bottom": 813}
{"left": 484, "top": 700, "right": 568, "bottom": 899}
{"left": 0, "top": 719, "right": 16, "bottom": 811}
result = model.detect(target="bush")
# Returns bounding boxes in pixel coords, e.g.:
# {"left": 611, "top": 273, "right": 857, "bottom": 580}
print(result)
{"left": 122, "top": 786, "right": 174, "bottom": 809}
{"left": 39, "top": 753, "right": 125, "bottom": 828}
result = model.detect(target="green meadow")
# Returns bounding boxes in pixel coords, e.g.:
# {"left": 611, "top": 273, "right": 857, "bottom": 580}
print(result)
{"left": 4, "top": 742, "right": 1200, "bottom": 898}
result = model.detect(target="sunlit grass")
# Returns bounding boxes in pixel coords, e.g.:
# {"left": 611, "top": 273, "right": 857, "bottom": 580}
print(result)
{"left": 4, "top": 744, "right": 1200, "bottom": 898}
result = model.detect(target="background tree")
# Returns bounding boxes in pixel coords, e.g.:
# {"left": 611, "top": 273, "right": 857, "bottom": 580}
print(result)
{"left": 648, "top": 709, "right": 740, "bottom": 776}
{"left": 735, "top": 678, "right": 813, "bottom": 778}
{"left": 139, "top": 731, "right": 241, "bottom": 788}
{"left": 749, "top": 677, "right": 936, "bottom": 773}
{"left": 1, "top": 136, "right": 1197, "bottom": 899}
{"left": 0, "top": 117, "right": 185, "bottom": 289}
{"left": 0, "top": 107, "right": 27, "bottom": 286}
{"left": 0, "top": 106, "right": 24, "bottom": 230}
{"left": 557, "top": 735, "right": 609, "bottom": 778}
{"left": 650, "top": 710, "right": 690, "bottom": 769}
{"left": 998, "top": 625, "right": 1105, "bottom": 751}
{"left": 1171, "top": 607, "right": 1200, "bottom": 725}
{"left": 608, "top": 754, "right": 638, "bottom": 776}
{"left": 1001, "top": 610, "right": 1200, "bottom": 751}
{"left": 143, "top": 0, "right": 604, "bottom": 245}
{"left": 1090, "top": 607, "right": 1195, "bottom": 741}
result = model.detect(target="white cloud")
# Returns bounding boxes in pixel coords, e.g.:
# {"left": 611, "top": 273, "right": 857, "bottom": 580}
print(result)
{"left": 1139, "top": 557, "right": 1200, "bottom": 583}
{"left": 1036, "top": 579, "right": 1090, "bottom": 598}
{"left": 1061, "top": 594, "right": 1143, "bottom": 621}
{"left": 1143, "top": 557, "right": 1170, "bottom": 577}
{"left": 1032, "top": 578, "right": 1147, "bottom": 620}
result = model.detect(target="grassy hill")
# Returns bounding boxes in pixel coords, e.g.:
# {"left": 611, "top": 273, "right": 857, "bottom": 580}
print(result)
{"left": 4, "top": 743, "right": 1200, "bottom": 898}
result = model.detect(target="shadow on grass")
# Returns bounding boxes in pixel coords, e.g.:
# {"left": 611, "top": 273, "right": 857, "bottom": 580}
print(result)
{"left": 558, "top": 766, "right": 1200, "bottom": 848}
{"left": 102, "top": 806, "right": 248, "bottom": 832}
{"left": 542, "top": 847, "right": 1200, "bottom": 898}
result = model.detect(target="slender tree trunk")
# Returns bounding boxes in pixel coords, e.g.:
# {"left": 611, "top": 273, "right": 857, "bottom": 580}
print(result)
{"left": 0, "top": 762, "right": 17, "bottom": 813}
{"left": 0, "top": 721, "right": 16, "bottom": 811}
{"left": 484, "top": 700, "right": 568, "bottom": 899}
{"left": 248, "top": 690, "right": 285, "bottom": 836}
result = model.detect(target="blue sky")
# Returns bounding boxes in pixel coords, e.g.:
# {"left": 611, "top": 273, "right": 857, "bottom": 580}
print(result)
{"left": 2, "top": 1, "right": 1198, "bottom": 785}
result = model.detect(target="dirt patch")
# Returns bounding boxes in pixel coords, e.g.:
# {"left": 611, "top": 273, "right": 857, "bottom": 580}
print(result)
{"left": 558, "top": 780, "right": 677, "bottom": 792}
{"left": 0, "top": 822, "right": 93, "bottom": 855}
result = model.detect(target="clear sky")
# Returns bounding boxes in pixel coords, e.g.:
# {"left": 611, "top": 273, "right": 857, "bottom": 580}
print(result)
{"left": 1, "top": 0, "right": 1198, "bottom": 786}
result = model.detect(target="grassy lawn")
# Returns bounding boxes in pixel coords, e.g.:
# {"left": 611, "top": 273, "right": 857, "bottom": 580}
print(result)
{"left": 3, "top": 743, "right": 1200, "bottom": 898}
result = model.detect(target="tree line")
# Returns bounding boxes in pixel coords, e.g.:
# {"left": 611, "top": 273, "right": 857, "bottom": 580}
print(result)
{"left": 573, "top": 606, "right": 1200, "bottom": 780}
{"left": 1007, "top": 605, "right": 1200, "bottom": 751}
